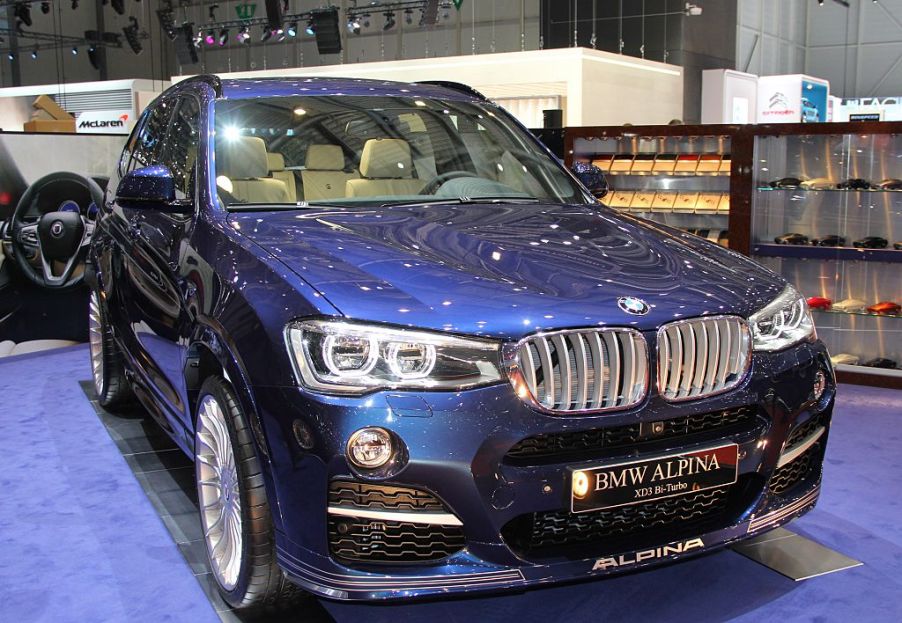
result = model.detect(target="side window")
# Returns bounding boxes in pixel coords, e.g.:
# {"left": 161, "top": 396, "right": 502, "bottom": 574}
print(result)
{"left": 118, "top": 111, "right": 147, "bottom": 176}
{"left": 160, "top": 96, "right": 201, "bottom": 200}
{"left": 130, "top": 100, "right": 173, "bottom": 172}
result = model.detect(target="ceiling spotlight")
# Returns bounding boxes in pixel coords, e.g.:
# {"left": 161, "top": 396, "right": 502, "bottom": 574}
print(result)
{"left": 818, "top": 0, "right": 824, "bottom": 5}
{"left": 383, "top": 12, "right": 396, "bottom": 30}
{"left": 261, "top": 28, "right": 273, "bottom": 42}
{"left": 71, "top": 46, "right": 78, "bottom": 55}
{"left": 157, "top": 9, "right": 178, "bottom": 41}
{"left": 684, "top": 2, "right": 702, "bottom": 15}
{"left": 30, "top": 47, "right": 37, "bottom": 60}
{"left": 362, "top": 13, "right": 371, "bottom": 28}
{"left": 218, "top": 28, "right": 228, "bottom": 46}
{"left": 41, "top": 2, "right": 50, "bottom": 14}
{"left": 404, "top": 9, "right": 413, "bottom": 24}
{"left": 286, "top": 21, "right": 298, "bottom": 37}
{"left": 193, "top": 31, "right": 203, "bottom": 47}
{"left": 14, "top": 3, "right": 32, "bottom": 28}
{"left": 205, "top": 29, "right": 215, "bottom": 45}
{"left": 305, "top": 19, "right": 315, "bottom": 36}
{"left": 276, "top": 28, "right": 286, "bottom": 42}
{"left": 236, "top": 27, "right": 250, "bottom": 43}
{"left": 122, "top": 16, "right": 142, "bottom": 54}
{"left": 87, "top": 45, "right": 100, "bottom": 70}
{"left": 347, "top": 17, "right": 361, "bottom": 34}
{"left": 7, "top": 52, "right": 13, "bottom": 61}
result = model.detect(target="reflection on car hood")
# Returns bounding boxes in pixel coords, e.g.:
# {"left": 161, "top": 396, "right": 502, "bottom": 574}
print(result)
{"left": 229, "top": 204, "right": 784, "bottom": 339}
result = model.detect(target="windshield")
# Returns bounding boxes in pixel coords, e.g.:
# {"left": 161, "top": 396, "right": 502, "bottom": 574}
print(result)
{"left": 212, "top": 95, "right": 590, "bottom": 209}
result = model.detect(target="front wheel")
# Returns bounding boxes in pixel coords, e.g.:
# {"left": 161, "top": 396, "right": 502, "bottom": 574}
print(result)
{"left": 88, "top": 290, "right": 132, "bottom": 408}
{"left": 194, "top": 376, "right": 305, "bottom": 612}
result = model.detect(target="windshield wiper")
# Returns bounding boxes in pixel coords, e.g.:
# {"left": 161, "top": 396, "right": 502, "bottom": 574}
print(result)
{"left": 380, "top": 196, "right": 542, "bottom": 208}
{"left": 226, "top": 202, "right": 360, "bottom": 212}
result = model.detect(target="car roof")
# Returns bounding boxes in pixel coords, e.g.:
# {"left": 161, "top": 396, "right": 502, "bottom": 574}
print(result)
{"left": 216, "top": 77, "right": 483, "bottom": 103}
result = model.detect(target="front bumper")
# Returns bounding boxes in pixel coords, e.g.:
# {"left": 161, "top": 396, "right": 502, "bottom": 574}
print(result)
{"left": 255, "top": 340, "right": 833, "bottom": 601}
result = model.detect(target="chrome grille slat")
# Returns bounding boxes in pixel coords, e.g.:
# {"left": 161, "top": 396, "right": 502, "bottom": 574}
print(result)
{"left": 656, "top": 316, "right": 750, "bottom": 402}
{"left": 516, "top": 328, "right": 647, "bottom": 414}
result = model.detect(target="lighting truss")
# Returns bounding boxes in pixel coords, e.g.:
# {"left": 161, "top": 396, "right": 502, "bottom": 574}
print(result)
{"left": 188, "top": 6, "right": 338, "bottom": 47}
{"left": 0, "top": 27, "right": 129, "bottom": 56}
{"left": 345, "top": 0, "right": 452, "bottom": 30}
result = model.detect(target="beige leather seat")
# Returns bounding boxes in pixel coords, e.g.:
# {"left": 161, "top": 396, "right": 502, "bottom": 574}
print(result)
{"left": 266, "top": 152, "right": 298, "bottom": 202}
{"left": 345, "top": 138, "right": 425, "bottom": 198}
{"left": 0, "top": 339, "right": 79, "bottom": 358}
{"left": 216, "top": 136, "right": 290, "bottom": 204}
{"left": 300, "top": 145, "right": 359, "bottom": 201}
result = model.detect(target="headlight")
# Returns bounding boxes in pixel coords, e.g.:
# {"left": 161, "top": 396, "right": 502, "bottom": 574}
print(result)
{"left": 286, "top": 319, "right": 503, "bottom": 394}
{"left": 748, "top": 285, "right": 816, "bottom": 352}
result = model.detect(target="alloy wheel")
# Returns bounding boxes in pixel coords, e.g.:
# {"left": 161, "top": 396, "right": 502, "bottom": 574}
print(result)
{"left": 195, "top": 394, "right": 243, "bottom": 591}
{"left": 88, "top": 291, "right": 104, "bottom": 397}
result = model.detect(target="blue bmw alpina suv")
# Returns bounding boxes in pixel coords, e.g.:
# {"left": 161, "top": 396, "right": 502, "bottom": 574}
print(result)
{"left": 87, "top": 75, "right": 834, "bottom": 611}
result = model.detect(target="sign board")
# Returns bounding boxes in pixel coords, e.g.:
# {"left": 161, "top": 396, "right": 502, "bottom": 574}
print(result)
{"left": 849, "top": 113, "right": 882, "bottom": 122}
{"left": 835, "top": 97, "right": 902, "bottom": 122}
{"left": 76, "top": 109, "right": 134, "bottom": 134}
{"left": 756, "top": 75, "right": 829, "bottom": 124}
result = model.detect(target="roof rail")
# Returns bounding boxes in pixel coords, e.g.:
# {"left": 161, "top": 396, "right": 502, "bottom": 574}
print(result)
{"left": 185, "top": 74, "right": 223, "bottom": 97}
{"left": 415, "top": 80, "right": 487, "bottom": 101}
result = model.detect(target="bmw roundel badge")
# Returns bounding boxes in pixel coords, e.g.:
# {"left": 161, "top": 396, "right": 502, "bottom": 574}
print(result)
{"left": 617, "top": 296, "right": 650, "bottom": 316}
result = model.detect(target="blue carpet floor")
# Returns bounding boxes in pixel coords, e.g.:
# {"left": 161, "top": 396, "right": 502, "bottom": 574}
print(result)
{"left": 1, "top": 345, "right": 900, "bottom": 623}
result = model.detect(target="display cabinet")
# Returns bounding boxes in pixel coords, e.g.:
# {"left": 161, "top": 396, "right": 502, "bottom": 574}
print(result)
{"left": 749, "top": 122, "right": 902, "bottom": 389}
{"left": 565, "top": 125, "right": 752, "bottom": 253}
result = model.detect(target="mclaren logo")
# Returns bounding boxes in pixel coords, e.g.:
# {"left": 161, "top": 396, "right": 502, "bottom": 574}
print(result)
{"left": 78, "top": 113, "right": 129, "bottom": 129}
{"left": 591, "top": 538, "right": 705, "bottom": 571}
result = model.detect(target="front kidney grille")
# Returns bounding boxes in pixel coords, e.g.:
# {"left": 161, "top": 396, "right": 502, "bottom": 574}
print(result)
{"left": 515, "top": 328, "right": 648, "bottom": 413}
{"left": 502, "top": 486, "right": 733, "bottom": 556}
{"left": 657, "top": 316, "right": 750, "bottom": 402}
{"left": 505, "top": 405, "right": 760, "bottom": 463}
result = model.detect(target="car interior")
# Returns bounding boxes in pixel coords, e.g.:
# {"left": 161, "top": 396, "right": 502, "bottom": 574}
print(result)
{"left": 212, "top": 95, "right": 578, "bottom": 207}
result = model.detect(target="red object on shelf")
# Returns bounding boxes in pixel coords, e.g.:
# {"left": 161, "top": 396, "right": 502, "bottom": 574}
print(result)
{"left": 807, "top": 296, "right": 833, "bottom": 310}
{"left": 867, "top": 301, "right": 901, "bottom": 315}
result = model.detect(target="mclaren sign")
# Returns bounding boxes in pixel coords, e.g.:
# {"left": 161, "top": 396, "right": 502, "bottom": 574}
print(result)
{"left": 76, "top": 109, "right": 134, "bottom": 134}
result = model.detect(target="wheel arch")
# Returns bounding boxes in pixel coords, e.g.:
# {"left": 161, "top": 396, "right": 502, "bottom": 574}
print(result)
{"left": 185, "top": 318, "right": 284, "bottom": 531}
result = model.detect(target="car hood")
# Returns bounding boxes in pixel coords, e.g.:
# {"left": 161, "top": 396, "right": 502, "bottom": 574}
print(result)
{"left": 229, "top": 204, "right": 783, "bottom": 339}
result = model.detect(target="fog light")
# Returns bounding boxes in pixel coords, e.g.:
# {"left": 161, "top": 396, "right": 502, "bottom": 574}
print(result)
{"left": 813, "top": 369, "right": 827, "bottom": 400}
{"left": 347, "top": 427, "right": 393, "bottom": 469}
{"left": 572, "top": 470, "right": 590, "bottom": 499}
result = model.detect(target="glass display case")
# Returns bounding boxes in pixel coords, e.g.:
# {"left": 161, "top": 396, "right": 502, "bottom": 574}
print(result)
{"left": 749, "top": 122, "right": 902, "bottom": 388}
{"left": 566, "top": 125, "right": 748, "bottom": 251}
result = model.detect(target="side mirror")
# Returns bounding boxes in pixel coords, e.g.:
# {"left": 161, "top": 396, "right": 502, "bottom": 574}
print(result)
{"left": 116, "top": 165, "right": 191, "bottom": 213}
{"left": 571, "top": 162, "right": 608, "bottom": 199}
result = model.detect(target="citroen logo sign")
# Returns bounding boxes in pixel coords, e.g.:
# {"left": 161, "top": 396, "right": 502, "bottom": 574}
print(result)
{"left": 617, "top": 296, "right": 650, "bottom": 316}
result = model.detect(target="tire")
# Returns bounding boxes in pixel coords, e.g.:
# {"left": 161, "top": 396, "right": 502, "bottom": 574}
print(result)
{"left": 88, "top": 290, "right": 132, "bottom": 408}
{"left": 194, "top": 376, "right": 305, "bottom": 612}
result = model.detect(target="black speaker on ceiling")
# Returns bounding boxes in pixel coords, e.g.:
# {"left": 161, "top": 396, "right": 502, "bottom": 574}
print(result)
{"left": 311, "top": 8, "right": 341, "bottom": 55}
{"left": 264, "top": 0, "right": 283, "bottom": 30}
{"left": 174, "top": 23, "right": 199, "bottom": 65}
